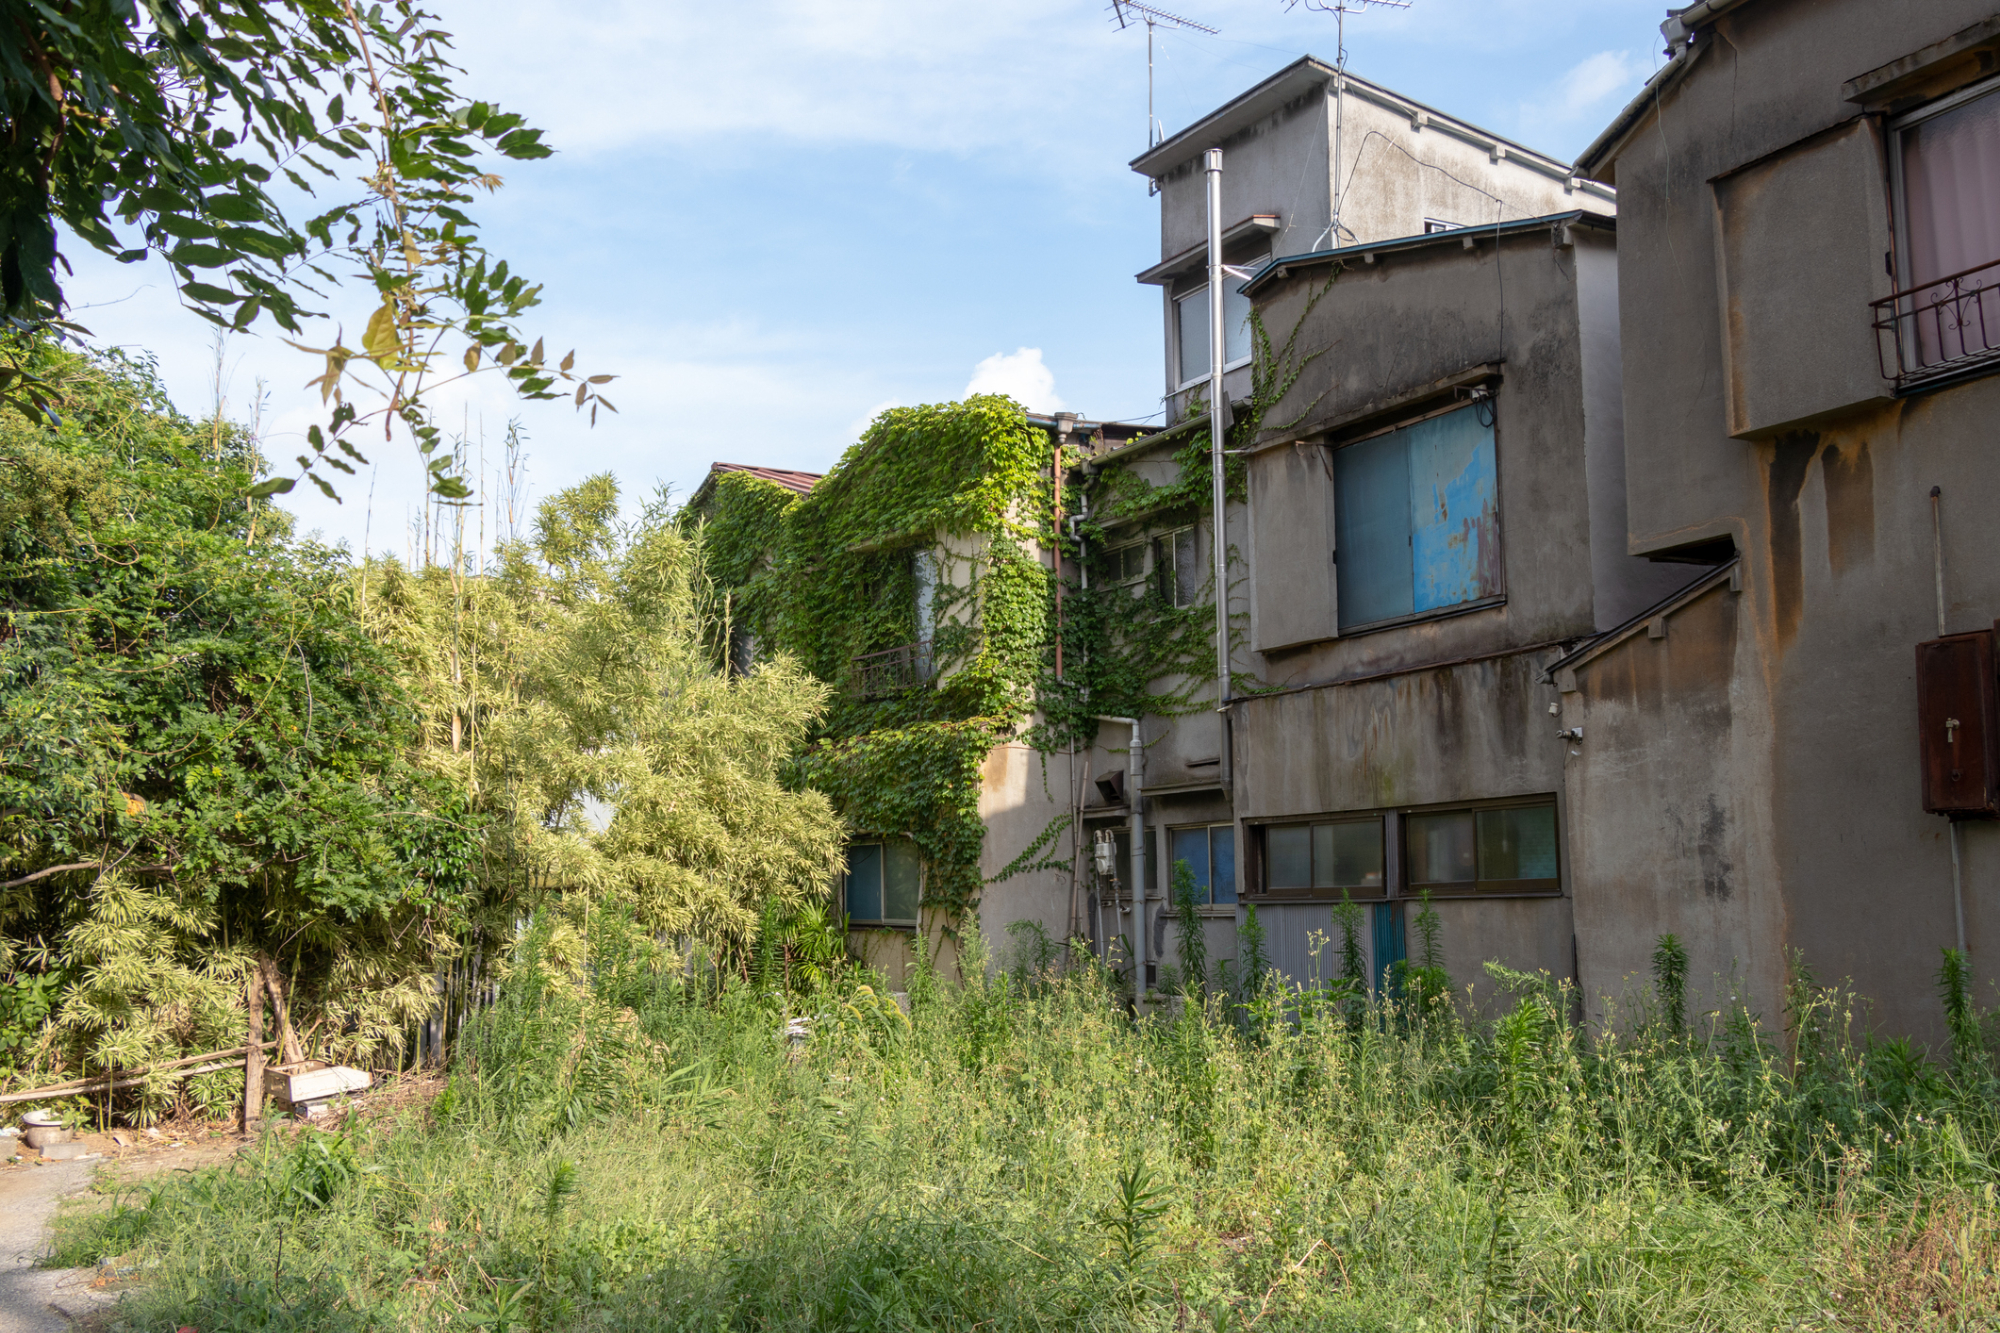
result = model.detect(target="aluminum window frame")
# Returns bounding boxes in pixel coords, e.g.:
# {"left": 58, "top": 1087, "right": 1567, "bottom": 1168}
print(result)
{"left": 840, "top": 837, "right": 923, "bottom": 929}
{"left": 1249, "top": 813, "right": 1388, "bottom": 903}
{"left": 1402, "top": 795, "right": 1561, "bottom": 899}
{"left": 1886, "top": 71, "right": 2000, "bottom": 291}
{"left": 1166, "top": 822, "right": 1239, "bottom": 909}
{"left": 1156, "top": 525, "right": 1201, "bottom": 608}
{"left": 1170, "top": 252, "right": 1269, "bottom": 392}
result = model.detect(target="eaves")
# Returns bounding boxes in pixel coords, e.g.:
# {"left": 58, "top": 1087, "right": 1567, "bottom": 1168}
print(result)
{"left": 1239, "top": 210, "right": 1612, "bottom": 299}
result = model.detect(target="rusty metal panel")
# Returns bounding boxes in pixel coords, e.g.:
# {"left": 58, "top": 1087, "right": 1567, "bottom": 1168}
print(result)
{"left": 1915, "top": 629, "right": 1999, "bottom": 817}
{"left": 1407, "top": 405, "right": 1501, "bottom": 612}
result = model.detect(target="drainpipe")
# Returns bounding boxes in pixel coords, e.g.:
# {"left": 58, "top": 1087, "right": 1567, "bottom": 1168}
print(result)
{"left": 1205, "top": 149, "right": 1231, "bottom": 717}
{"left": 1932, "top": 486, "right": 1968, "bottom": 957}
{"left": 1095, "top": 714, "right": 1146, "bottom": 999}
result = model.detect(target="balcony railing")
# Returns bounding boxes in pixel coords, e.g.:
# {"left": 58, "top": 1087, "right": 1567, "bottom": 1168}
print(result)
{"left": 849, "top": 640, "right": 934, "bottom": 699}
{"left": 1872, "top": 255, "right": 2000, "bottom": 388}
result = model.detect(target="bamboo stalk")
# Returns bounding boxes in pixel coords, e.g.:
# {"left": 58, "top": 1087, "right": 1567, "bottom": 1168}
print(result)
{"left": 0, "top": 1042, "right": 278, "bottom": 1105}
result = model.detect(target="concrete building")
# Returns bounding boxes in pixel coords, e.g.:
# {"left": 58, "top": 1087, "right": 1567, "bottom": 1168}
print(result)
{"left": 1561, "top": 0, "right": 2000, "bottom": 1040}
{"left": 1205, "top": 215, "right": 1694, "bottom": 1004}
{"left": 1130, "top": 56, "right": 1615, "bottom": 428}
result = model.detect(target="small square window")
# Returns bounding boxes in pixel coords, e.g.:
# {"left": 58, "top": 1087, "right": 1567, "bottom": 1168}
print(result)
{"left": 842, "top": 838, "right": 921, "bottom": 926}
{"left": 1104, "top": 541, "right": 1148, "bottom": 595}
{"left": 1169, "top": 824, "right": 1237, "bottom": 906}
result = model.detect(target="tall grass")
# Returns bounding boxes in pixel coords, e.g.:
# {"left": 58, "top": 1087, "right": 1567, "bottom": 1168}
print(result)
{"left": 53, "top": 920, "right": 2000, "bottom": 1331}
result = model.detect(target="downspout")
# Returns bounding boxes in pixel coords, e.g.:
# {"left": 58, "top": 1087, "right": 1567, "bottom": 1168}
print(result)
{"left": 1095, "top": 714, "right": 1146, "bottom": 1000}
{"left": 1205, "top": 149, "right": 1231, "bottom": 718}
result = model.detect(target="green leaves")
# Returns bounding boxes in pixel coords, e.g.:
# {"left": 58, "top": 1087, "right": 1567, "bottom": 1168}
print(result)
{"left": 0, "top": 0, "right": 610, "bottom": 497}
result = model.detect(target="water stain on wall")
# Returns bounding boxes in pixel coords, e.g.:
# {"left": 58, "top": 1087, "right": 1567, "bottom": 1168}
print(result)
{"left": 1821, "top": 438, "right": 1875, "bottom": 577}
{"left": 1765, "top": 430, "right": 1819, "bottom": 651}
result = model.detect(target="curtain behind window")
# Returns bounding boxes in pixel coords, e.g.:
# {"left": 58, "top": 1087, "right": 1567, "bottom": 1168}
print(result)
{"left": 1903, "top": 85, "right": 2000, "bottom": 289}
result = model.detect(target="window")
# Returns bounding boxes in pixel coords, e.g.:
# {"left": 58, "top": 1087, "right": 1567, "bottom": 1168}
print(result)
{"left": 1333, "top": 401, "right": 1501, "bottom": 631}
{"left": 1173, "top": 257, "right": 1264, "bottom": 387}
{"left": 1405, "top": 801, "right": 1558, "bottom": 896}
{"left": 1261, "top": 817, "right": 1384, "bottom": 899}
{"left": 842, "top": 839, "right": 921, "bottom": 926}
{"left": 1889, "top": 76, "right": 2000, "bottom": 370}
{"left": 1169, "top": 824, "right": 1237, "bottom": 906}
{"left": 1157, "top": 527, "right": 1199, "bottom": 607}
{"left": 1104, "top": 541, "right": 1147, "bottom": 595}
{"left": 1423, "top": 218, "right": 1462, "bottom": 234}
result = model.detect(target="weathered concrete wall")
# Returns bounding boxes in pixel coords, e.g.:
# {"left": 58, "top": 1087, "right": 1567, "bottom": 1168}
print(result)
{"left": 1247, "top": 226, "right": 1685, "bottom": 686}
{"left": 1152, "top": 76, "right": 1604, "bottom": 262}
{"left": 976, "top": 740, "right": 1081, "bottom": 974}
{"left": 1562, "top": 574, "right": 1787, "bottom": 1029}
{"left": 1579, "top": 0, "right": 2000, "bottom": 1043}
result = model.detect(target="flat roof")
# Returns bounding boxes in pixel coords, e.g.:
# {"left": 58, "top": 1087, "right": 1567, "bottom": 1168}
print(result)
{"left": 1238, "top": 209, "right": 1614, "bottom": 298}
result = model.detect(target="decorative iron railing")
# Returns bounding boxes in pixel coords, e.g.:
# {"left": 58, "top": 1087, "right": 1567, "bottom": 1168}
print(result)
{"left": 1872, "top": 255, "right": 2000, "bottom": 387}
{"left": 849, "top": 640, "right": 934, "bottom": 698}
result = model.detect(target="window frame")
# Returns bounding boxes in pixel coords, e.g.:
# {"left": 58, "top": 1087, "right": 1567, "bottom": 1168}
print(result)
{"left": 1250, "top": 814, "right": 1387, "bottom": 902}
{"left": 1103, "top": 539, "right": 1149, "bottom": 596}
{"left": 1171, "top": 253, "right": 1267, "bottom": 391}
{"left": 1156, "top": 525, "right": 1200, "bottom": 608}
{"left": 1246, "top": 796, "right": 1561, "bottom": 902}
{"left": 841, "top": 837, "right": 923, "bottom": 929}
{"left": 1166, "top": 822, "right": 1238, "bottom": 910}
{"left": 1422, "top": 217, "right": 1463, "bottom": 234}
{"left": 1887, "top": 71, "right": 2000, "bottom": 292}
{"left": 1329, "top": 395, "right": 1508, "bottom": 636}
{"left": 1402, "top": 796, "right": 1561, "bottom": 899}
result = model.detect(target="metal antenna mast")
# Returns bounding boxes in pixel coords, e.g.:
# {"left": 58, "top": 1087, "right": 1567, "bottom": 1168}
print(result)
{"left": 1286, "top": 0, "right": 1410, "bottom": 244}
{"left": 1111, "top": 1, "right": 1218, "bottom": 147}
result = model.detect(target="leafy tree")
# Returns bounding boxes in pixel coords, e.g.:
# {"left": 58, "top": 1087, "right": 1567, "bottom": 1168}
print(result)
{"left": 0, "top": 336, "right": 475, "bottom": 1103}
{"left": 0, "top": 0, "right": 610, "bottom": 496}
{"left": 360, "top": 475, "right": 847, "bottom": 968}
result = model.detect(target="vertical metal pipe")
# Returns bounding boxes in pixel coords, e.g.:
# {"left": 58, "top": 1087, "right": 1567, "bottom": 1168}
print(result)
{"left": 1933, "top": 485, "right": 1968, "bottom": 956}
{"left": 1096, "top": 715, "right": 1146, "bottom": 1000}
{"left": 1205, "top": 148, "right": 1230, "bottom": 712}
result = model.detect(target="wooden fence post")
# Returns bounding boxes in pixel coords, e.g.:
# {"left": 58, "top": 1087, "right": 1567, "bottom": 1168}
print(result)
{"left": 241, "top": 970, "right": 265, "bottom": 1133}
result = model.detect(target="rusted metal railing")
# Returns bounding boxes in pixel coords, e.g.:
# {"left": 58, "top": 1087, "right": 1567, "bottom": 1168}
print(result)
{"left": 1873, "top": 255, "right": 2000, "bottom": 387}
{"left": 849, "top": 640, "right": 934, "bottom": 698}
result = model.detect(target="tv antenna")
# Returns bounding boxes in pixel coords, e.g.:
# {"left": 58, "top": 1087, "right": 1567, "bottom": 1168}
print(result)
{"left": 1286, "top": 0, "right": 1409, "bottom": 72}
{"left": 1287, "top": 0, "right": 1410, "bottom": 246}
{"left": 1111, "top": 1, "right": 1219, "bottom": 147}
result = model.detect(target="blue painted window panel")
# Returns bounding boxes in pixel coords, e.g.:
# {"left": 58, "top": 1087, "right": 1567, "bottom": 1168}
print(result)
{"left": 1334, "top": 431, "right": 1414, "bottom": 627}
{"left": 1405, "top": 407, "right": 1501, "bottom": 614}
{"left": 1211, "top": 827, "right": 1237, "bottom": 904}
{"left": 844, "top": 842, "right": 883, "bottom": 922}
{"left": 1169, "top": 826, "right": 1238, "bottom": 905}
{"left": 1334, "top": 404, "right": 1499, "bottom": 630}
{"left": 1171, "top": 827, "right": 1210, "bottom": 900}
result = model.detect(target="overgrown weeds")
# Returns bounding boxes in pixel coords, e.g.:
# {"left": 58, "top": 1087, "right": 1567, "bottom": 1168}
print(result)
{"left": 51, "top": 926, "right": 2000, "bottom": 1331}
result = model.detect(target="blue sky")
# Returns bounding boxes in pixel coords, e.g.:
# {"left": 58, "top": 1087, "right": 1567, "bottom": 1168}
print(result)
{"left": 62, "top": 0, "right": 1668, "bottom": 557}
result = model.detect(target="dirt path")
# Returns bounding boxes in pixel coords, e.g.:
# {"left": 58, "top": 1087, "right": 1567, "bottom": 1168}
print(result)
{"left": 0, "top": 1159, "right": 105, "bottom": 1333}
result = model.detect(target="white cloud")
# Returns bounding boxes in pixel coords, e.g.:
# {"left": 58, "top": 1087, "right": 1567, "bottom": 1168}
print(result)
{"left": 965, "top": 348, "right": 1062, "bottom": 413}
{"left": 1513, "top": 49, "right": 1647, "bottom": 143}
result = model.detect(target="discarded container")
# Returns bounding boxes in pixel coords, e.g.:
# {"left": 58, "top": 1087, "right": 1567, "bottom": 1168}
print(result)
{"left": 20, "top": 1109, "right": 69, "bottom": 1151}
{"left": 264, "top": 1062, "right": 371, "bottom": 1117}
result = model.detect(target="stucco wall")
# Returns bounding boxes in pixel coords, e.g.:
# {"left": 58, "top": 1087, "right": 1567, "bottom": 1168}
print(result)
{"left": 1580, "top": 0, "right": 2000, "bottom": 1043}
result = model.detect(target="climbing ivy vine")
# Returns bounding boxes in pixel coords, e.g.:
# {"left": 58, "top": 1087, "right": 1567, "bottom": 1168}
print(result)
{"left": 690, "top": 277, "right": 1338, "bottom": 931}
{"left": 692, "top": 397, "right": 1054, "bottom": 918}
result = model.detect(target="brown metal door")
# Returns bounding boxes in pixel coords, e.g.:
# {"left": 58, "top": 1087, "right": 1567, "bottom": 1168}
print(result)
{"left": 1916, "top": 630, "right": 2000, "bottom": 817}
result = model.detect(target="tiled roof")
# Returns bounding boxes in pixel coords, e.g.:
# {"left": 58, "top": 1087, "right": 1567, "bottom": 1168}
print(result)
{"left": 707, "top": 462, "right": 821, "bottom": 496}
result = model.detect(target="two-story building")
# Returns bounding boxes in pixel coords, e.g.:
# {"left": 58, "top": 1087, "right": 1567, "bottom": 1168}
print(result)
{"left": 1559, "top": 0, "right": 2000, "bottom": 1039}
